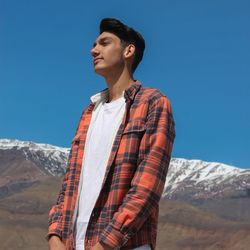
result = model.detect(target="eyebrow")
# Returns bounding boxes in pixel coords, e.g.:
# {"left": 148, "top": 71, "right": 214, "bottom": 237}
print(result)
{"left": 92, "top": 37, "right": 112, "bottom": 48}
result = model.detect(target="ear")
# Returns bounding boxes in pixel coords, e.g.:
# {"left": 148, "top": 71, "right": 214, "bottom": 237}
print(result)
{"left": 123, "top": 44, "right": 135, "bottom": 59}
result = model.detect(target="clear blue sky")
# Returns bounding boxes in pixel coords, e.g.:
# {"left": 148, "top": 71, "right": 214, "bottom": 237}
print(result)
{"left": 1, "top": 0, "right": 249, "bottom": 168}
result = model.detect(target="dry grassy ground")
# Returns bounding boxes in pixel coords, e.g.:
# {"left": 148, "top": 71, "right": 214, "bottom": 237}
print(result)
{"left": 157, "top": 199, "right": 250, "bottom": 250}
{"left": 0, "top": 177, "right": 250, "bottom": 250}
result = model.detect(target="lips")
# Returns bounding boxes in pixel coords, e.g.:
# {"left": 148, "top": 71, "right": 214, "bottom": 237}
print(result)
{"left": 93, "top": 58, "right": 103, "bottom": 65}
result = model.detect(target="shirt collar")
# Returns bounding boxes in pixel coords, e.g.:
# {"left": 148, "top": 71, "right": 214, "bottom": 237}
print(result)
{"left": 90, "top": 88, "right": 109, "bottom": 103}
{"left": 90, "top": 80, "right": 142, "bottom": 104}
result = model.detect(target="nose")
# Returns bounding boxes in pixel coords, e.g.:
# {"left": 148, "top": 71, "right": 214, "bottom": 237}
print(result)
{"left": 91, "top": 45, "right": 99, "bottom": 58}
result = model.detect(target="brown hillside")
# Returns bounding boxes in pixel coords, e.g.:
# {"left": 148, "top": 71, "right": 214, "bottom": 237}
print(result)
{"left": 0, "top": 178, "right": 250, "bottom": 250}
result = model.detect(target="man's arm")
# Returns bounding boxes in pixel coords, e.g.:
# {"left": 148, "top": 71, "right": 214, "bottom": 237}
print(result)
{"left": 47, "top": 161, "right": 71, "bottom": 240}
{"left": 48, "top": 235, "right": 66, "bottom": 250}
{"left": 99, "top": 95, "right": 176, "bottom": 248}
{"left": 47, "top": 106, "right": 89, "bottom": 242}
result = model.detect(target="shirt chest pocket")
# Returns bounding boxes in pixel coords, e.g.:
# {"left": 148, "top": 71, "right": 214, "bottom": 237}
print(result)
{"left": 118, "top": 119, "right": 146, "bottom": 164}
{"left": 123, "top": 119, "right": 146, "bottom": 135}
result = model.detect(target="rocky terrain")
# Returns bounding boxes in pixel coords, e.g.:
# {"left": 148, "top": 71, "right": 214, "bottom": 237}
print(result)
{"left": 0, "top": 139, "right": 250, "bottom": 250}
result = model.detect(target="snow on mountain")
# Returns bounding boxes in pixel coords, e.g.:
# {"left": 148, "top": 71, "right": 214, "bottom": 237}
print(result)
{"left": 164, "top": 158, "right": 250, "bottom": 200}
{"left": 1, "top": 139, "right": 250, "bottom": 200}
{"left": 0, "top": 139, "right": 69, "bottom": 154}
{"left": 0, "top": 139, "right": 70, "bottom": 176}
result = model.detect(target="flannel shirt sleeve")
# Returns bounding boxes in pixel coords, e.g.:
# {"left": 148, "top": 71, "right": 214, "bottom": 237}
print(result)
{"left": 47, "top": 150, "right": 71, "bottom": 240}
{"left": 47, "top": 106, "right": 88, "bottom": 240}
{"left": 99, "top": 95, "right": 176, "bottom": 248}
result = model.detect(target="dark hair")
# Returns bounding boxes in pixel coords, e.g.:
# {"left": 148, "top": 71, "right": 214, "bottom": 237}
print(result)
{"left": 100, "top": 18, "right": 145, "bottom": 73}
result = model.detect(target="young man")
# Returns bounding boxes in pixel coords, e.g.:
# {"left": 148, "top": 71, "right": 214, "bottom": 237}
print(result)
{"left": 48, "top": 18, "right": 175, "bottom": 250}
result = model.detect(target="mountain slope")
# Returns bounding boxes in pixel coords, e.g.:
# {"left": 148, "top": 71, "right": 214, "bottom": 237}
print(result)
{"left": 164, "top": 158, "right": 250, "bottom": 200}
{"left": 1, "top": 138, "right": 250, "bottom": 249}
{"left": 0, "top": 139, "right": 69, "bottom": 180}
{"left": 1, "top": 181, "right": 250, "bottom": 250}
{"left": 0, "top": 139, "right": 68, "bottom": 198}
{"left": 1, "top": 138, "right": 250, "bottom": 202}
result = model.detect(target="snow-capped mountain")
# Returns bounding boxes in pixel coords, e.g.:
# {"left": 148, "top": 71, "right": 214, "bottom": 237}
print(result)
{"left": 164, "top": 158, "right": 250, "bottom": 200}
{"left": 1, "top": 138, "right": 250, "bottom": 246}
{"left": 1, "top": 139, "right": 249, "bottom": 201}
{"left": 0, "top": 139, "right": 69, "bottom": 176}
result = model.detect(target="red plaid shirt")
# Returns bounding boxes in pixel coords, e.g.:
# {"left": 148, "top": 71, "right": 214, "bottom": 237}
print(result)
{"left": 48, "top": 81, "right": 175, "bottom": 249}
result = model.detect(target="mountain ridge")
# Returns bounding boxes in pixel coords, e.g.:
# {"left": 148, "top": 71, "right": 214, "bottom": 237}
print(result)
{"left": 1, "top": 138, "right": 249, "bottom": 201}
{"left": 1, "top": 138, "right": 250, "bottom": 249}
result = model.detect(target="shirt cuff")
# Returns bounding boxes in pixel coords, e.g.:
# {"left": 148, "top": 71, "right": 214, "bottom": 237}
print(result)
{"left": 99, "top": 224, "right": 131, "bottom": 249}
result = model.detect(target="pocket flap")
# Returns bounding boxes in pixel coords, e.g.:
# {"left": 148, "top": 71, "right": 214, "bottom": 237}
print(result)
{"left": 123, "top": 120, "right": 146, "bottom": 134}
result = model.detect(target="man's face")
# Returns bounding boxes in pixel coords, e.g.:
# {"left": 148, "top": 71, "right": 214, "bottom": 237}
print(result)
{"left": 91, "top": 32, "right": 125, "bottom": 76}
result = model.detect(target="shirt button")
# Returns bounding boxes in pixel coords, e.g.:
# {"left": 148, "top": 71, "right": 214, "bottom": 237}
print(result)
{"left": 91, "top": 213, "right": 95, "bottom": 217}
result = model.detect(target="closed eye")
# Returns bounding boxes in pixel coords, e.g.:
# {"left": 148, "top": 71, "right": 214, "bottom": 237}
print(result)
{"left": 100, "top": 39, "right": 110, "bottom": 46}
{"left": 93, "top": 37, "right": 112, "bottom": 48}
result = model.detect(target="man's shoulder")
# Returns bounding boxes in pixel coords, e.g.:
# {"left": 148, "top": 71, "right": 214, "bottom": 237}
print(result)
{"left": 140, "top": 86, "right": 166, "bottom": 97}
{"left": 137, "top": 85, "right": 169, "bottom": 103}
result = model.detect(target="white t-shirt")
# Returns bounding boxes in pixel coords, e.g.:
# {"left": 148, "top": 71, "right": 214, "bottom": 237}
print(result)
{"left": 74, "top": 94, "right": 150, "bottom": 250}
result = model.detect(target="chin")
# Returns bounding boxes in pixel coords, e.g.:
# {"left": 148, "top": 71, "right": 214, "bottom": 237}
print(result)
{"left": 94, "top": 66, "right": 109, "bottom": 77}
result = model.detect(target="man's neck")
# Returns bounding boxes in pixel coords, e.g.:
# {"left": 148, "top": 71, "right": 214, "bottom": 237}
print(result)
{"left": 104, "top": 70, "right": 134, "bottom": 103}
